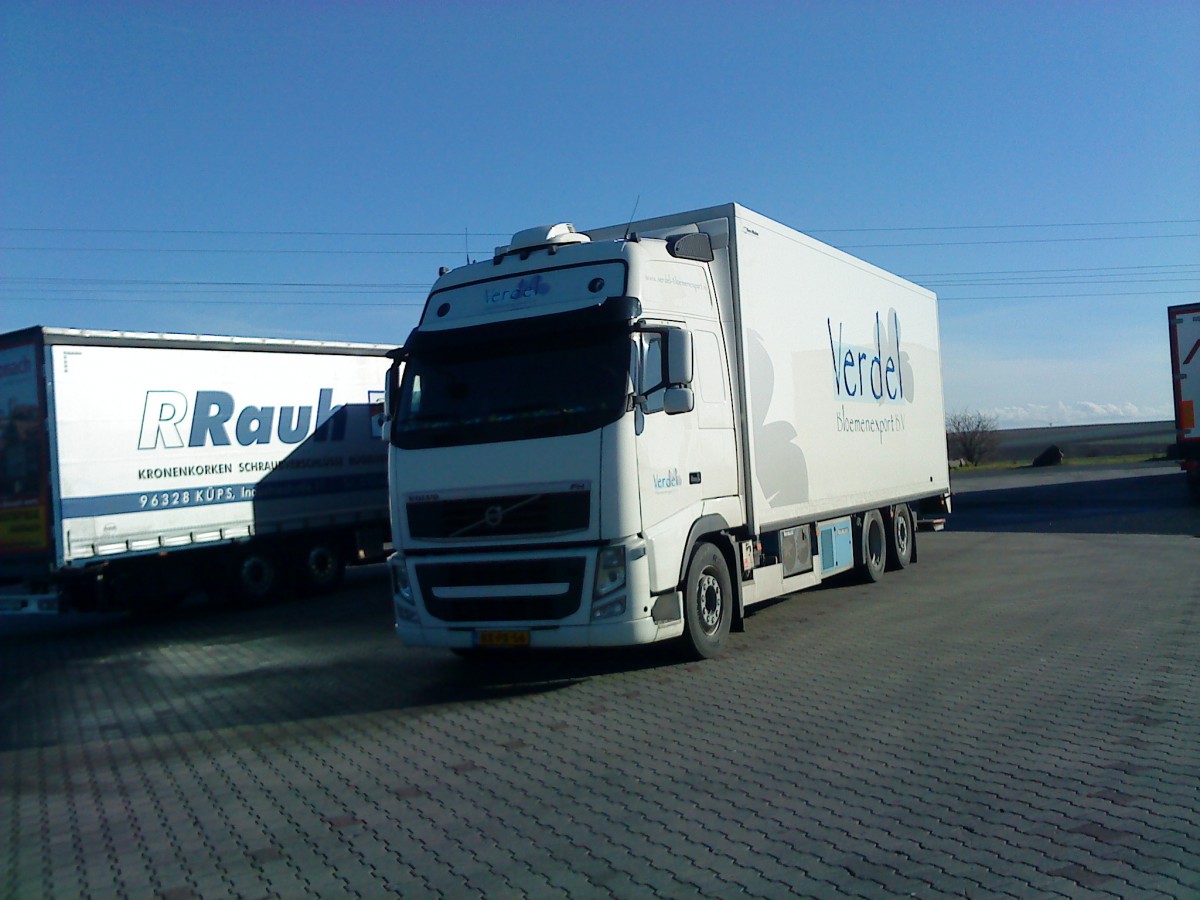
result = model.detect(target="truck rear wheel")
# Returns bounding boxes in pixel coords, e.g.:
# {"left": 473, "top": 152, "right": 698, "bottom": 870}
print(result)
{"left": 234, "top": 548, "right": 281, "bottom": 602}
{"left": 295, "top": 539, "right": 345, "bottom": 594}
{"left": 887, "top": 503, "right": 915, "bottom": 570}
{"left": 858, "top": 510, "right": 887, "bottom": 583}
{"left": 682, "top": 542, "right": 732, "bottom": 660}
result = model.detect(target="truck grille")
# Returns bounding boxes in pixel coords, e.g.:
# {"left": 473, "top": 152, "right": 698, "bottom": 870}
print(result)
{"left": 407, "top": 491, "right": 590, "bottom": 540}
{"left": 416, "top": 558, "right": 585, "bottom": 622}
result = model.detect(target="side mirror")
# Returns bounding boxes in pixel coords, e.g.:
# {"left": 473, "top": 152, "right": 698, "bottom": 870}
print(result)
{"left": 663, "top": 387, "right": 694, "bottom": 415}
{"left": 381, "top": 360, "right": 402, "bottom": 439}
{"left": 634, "top": 325, "right": 694, "bottom": 415}
{"left": 664, "top": 327, "right": 693, "bottom": 386}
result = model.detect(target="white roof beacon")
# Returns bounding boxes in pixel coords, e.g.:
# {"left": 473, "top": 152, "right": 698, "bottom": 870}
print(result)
{"left": 494, "top": 223, "right": 591, "bottom": 261}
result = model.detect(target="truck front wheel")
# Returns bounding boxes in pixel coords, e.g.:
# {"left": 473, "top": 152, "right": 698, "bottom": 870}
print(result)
{"left": 682, "top": 542, "right": 732, "bottom": 660}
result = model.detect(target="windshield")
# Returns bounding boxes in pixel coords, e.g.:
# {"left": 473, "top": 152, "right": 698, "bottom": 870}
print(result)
{"left": 392, "top": 327, "right": 631, "bottom": 449}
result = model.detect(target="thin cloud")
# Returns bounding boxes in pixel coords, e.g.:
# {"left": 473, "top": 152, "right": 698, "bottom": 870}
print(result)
{"left": 985, "top": 401, "right": 1173, "bottom": 429}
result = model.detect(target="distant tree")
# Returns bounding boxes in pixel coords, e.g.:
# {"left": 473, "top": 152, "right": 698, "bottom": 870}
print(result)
{"left": 946, "top": 410, "right": 1000, "bottom": 466}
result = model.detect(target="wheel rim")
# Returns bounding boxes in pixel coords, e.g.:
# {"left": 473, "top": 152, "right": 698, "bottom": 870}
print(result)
{"left": 697, "top": 571, "right": 722, "bottom": 634}
{"left": 307, "top": 547, "right": 337, "bottom": 582}
{"left": 895, "top": 513, "right": 910, "bottom": 560}
{"left": 240, "top": 557, "right": 274, "bottom": 596}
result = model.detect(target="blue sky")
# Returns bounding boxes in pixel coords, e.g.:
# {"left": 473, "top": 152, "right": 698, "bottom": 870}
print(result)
{"left": 2, "top": 1, "right": 1197, "bottom": 427}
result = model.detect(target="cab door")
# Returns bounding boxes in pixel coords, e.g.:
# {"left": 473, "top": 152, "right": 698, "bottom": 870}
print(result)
{"left": 634, "top": 323, "right": 737, "bottom": 592}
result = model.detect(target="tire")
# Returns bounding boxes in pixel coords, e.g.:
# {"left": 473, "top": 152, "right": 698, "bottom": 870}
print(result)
{"left": 858, "top": 510, "right": 887, "bottom": 583}
{"left": 681, "top": 542, "right": 732, "bottom": 660}
{"left": 234, "top": 548, "right": 281, "bottom": 602}
{"left": 295, "top": 540, "right": 345, "bottom": 594}
{"left": 887, "top": 503, "right": 915, "bottom": 570}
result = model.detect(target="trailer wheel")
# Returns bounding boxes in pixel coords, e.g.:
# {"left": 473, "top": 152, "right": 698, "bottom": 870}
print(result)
{"left": 295, "top": 540, "right": 345, "bottom": 594}
{"left": 234, "top": 549, "right": 281, "bottom": 602}
{"left": 681, "top": 542, "right": 732, "bottom": 660}
{"left": 887, "top": 503, "right": 915, "bottom": 570}
{"left": 858, "top": 510, "right": 887, "bottom": 583}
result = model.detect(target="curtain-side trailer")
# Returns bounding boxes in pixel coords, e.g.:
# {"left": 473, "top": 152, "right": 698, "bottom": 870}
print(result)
{"left": 0, "top": 327, "right": 392, "bottom": 614}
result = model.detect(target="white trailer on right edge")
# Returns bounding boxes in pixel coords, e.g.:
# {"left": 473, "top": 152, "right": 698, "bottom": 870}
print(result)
{"left": 385, "top": 202, "right": 951, "bottom": 659}
{"left": 1169, "top": 302, "right": 1200, "bottom": 498}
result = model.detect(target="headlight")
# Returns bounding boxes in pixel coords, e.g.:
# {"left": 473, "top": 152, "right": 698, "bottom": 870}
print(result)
{"left": 593, "top": 546, "right": 626, "bottom": 598}
{"left": 392, "top": 560, "right": 419, "bottom": 624}
{"left": 392, "top": 558, "right": 414, "bottom": 605}
{"left": 591, "top": 546, "right": 627, "bottom": 621}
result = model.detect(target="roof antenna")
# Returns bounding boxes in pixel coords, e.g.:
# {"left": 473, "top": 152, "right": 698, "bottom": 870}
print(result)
{"left": 465, "top": 226, "right": 471, "bottom": 264}
{"left": 623, "top": 194, "right": 641, "bottom": 240}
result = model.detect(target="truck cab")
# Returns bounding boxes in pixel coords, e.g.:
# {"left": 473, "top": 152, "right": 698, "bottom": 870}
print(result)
{"left": 386, "top": 222, "right": 740, "bottom": 654}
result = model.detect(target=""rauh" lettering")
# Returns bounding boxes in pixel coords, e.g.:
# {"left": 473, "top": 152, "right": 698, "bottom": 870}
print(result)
{"left": 138, "top": 388, "right": 344, "bottom": 449}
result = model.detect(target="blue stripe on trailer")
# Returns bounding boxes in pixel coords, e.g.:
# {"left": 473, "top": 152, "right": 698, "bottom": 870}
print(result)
{"left": 60, "top": 472, "right": 387, "bottom": 518}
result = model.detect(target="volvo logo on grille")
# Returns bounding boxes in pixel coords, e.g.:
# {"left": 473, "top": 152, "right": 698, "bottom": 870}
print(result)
{"left": 417, "top": 486, "right": 591, "bottom": 540}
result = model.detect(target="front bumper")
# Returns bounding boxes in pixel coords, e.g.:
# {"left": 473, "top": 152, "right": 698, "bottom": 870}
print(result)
{"left": 389, "top": 540, "right": 682, "bottom": 649}
{"left": 394, "top": 614, "right": 671, "bottom": 649}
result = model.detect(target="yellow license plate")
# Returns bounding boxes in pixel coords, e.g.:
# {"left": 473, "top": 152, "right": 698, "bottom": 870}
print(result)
{"left": 475, "top": 630, "right": 531, "bottom": 648}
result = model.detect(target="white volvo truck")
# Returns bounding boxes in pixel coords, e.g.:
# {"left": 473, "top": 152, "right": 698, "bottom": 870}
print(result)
{"left": 384, "top": 203, "right": 950, "bottom": 658}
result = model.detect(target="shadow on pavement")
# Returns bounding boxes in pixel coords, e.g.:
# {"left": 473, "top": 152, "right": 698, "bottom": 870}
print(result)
{"left": 949, "top": 470, "right": 1199, "bottom": 536}
{"left": 0, "top": 569, "right": 681, "bottom": 752}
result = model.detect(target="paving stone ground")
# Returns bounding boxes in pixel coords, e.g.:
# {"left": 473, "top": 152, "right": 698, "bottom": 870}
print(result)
{"left": 2, "top": 468, "right": 1198, "bottom": 898}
